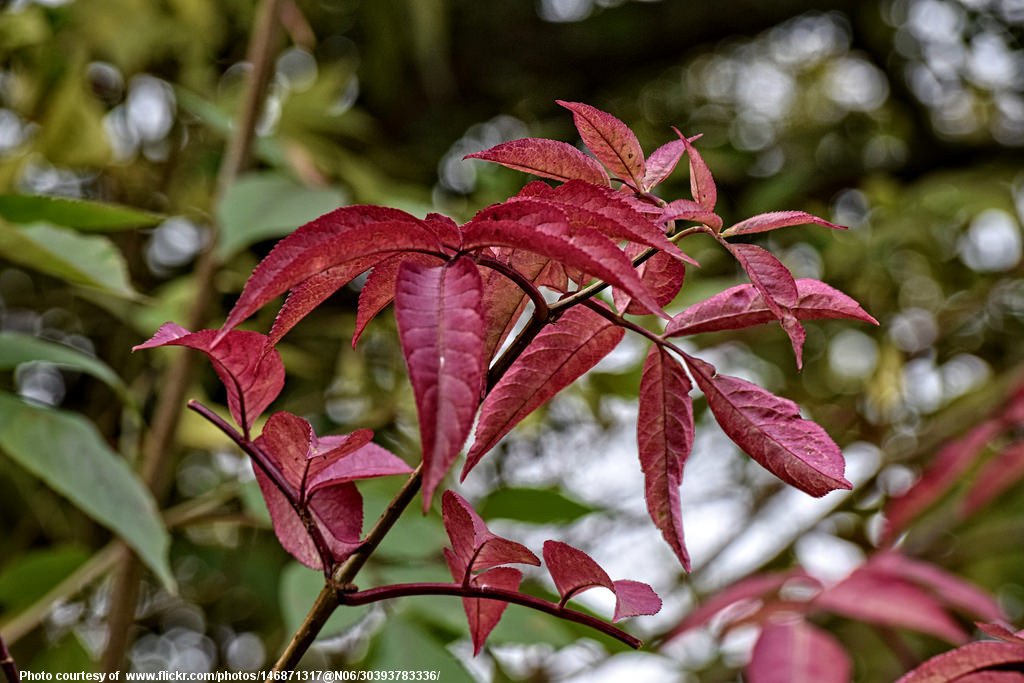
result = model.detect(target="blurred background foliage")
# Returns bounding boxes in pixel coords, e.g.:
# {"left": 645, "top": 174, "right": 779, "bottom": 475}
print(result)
{"left": 0, "top": 0, "right": 1023, "bottom": 680}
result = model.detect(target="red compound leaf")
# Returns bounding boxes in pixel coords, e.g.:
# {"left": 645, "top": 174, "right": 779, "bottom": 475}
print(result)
{"left": 665, "top": 279, "right": 877, "bottom": 337}
{"left": 221, "top": 206, "right": 443, "bottom": 333}
{"left": 721, "top": 210, "right": 845, "bottom": 237}
{"left": 442, "top": 491, "right": 540, "bottom": 581}
{"left": 895, "top": 641, "right": 1024, "bottom": 683}
{"left": 253, "top": 412, "right": 410, "bottom": 570}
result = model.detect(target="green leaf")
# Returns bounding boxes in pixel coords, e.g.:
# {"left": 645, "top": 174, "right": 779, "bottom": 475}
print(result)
{"left": 0, "top": 392, "right": 173, "bottom": 590}
{"left": 0, "top": 546, "right": 90, "bottom": 613}
{"left": 479, "top": 487, "right": 598, "bottom": 524}
{"left": 366, "top": 613, "right": 474, "bottom": 682}
{"left": 0, "top": 221, "right": 139, "bottom": 298}
{"left": 216, "top": 172, "right": 347, "bottom": 258}
{"left": 29, "top": 633, "right": 93, "bottom": 673}
{"left": 279, "top": 562, "right": 368, "bottom": 637}
{"left": 0, "top": 194, "right": 163, "bottom": 231}
{"left": 0, "top": 331, "right": 128, "bottom": 400}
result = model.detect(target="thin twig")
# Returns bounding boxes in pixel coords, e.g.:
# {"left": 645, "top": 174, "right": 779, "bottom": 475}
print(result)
{"left": 475, "top": 255, "right": 551, "bottom": 322}
{"left": 0, "top": 634, "right": 19, "bottom": 683}
{"left": 269, "top": 465, "right": 424, "bottom": 673}
{"left": 101, "top": 0, "right": 286, "bottom": 672}
{"left": 339, "top": 583, "right": 643, "bottom": 649}
{"left": 548, "top": 225, "right": 706, "bottom": 316}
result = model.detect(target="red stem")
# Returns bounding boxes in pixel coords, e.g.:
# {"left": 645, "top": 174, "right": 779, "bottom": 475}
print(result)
{"left": 338, "top": 583, "right": 643, "bottom": 649}
{"left": 0, "top": 635, "right": 18, "bottom": 683}
{"left": 475, "top": 254, "right": 551, "bottom": 322}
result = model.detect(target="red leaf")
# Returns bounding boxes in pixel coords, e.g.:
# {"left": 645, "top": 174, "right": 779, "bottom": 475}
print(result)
{"left": 637, "top": 346, "right": 694, "bottom": 570}
{"left": 254, "top": 470, "right": 362, "bottom": 569}
{"left": 962, "top": 442, "right": 1024, "bottom": 518}
{"left": 463, "top": 306, "right": 624, "bottom": 477}
{"left": 866, "top": 551, "right": 1004, "bottom": 623}
{"left": 443, "top": 551, "right": 523, "bottom": 656}
{"left": 395, "top": 257, "right": 487, "bottom": 510}
{"left": 307, "top": 442, "right": 412, "bottom": 495}
{"left": 882, "top": 420, "right": 1002, "bottom": 544}
{"left": 643, "top": 139, "right": 685, "bottom": 190}
{"left": 423, "top": 212, "right": 463, "bottom": 249}
{"left": 675, "top": 129, "right": 717, "bottom": 211}
{"left": 134, "top": 324, "right": 284, "bottom": 431}
{"left": 557, "top": 100, "right": 646, "bottom": 190}
{"left": 666, "top": 569, "right": 818, "bottom": 639}
{"left": 747, "top": 618, "right": 851, "bottom": 683}
{"left": 268, "top": 254, "right": 382, "bottom": 345}
{"left": 353, "top": 253, "right": 442, "bottom": 348}
{"left": 642, "top": 134, "right": 702, "bottom": 191}
{"left": 683, "top": 354, "right": 851, "bottom": 497}
{"left": 442, "top": 490, "right": 539, "bottom": 581}
{"left": 610, "top": 580, "right": 663, "bottom": 621}
{"left": 464, "top": 138, "right": 610, "bottom": 186}
{"left": 221, "top": 206, "right": 442, "bottom": 332}
{"left": 665, "top": 279, "right": 878, "bottom": 337}
{"left": 813, "top": 568, "right": 968, "bottom": 644}
{"left": 722, "top": 210, "right": 845, "bottom": 237}
{"left": 895, "top": 641, "right": 1024, "bottom": 683}
{"left": 614, "top": 245, "right": 687, "bottom": 316}
{"left": 542, "top": 541, "right": 660, "bottom": 620}
{"left": 461, "top": 200, "right": 667, "bottom": 317}
{"left": 543, "top": 540, "right": 615, "bottom": 602}
{"left": 660, "top": 198, "right": 723, "bottom": 231}
{"left": 542, "top": 180, "right": 696, "bottom": 265}
{"left": 976, "top": 622, "right": 1024, "bottom": 644}
{"left": 729, "top": 243, "right": 806, "bottom": 368}
{"left": 252, "top": 412, "right": 410, "bottom": 569}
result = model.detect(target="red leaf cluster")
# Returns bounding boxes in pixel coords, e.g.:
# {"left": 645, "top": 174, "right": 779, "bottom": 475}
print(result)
{"left": 254, "top": 412, "right": 411, "bottom": 570}
{"left": 441, "top": 491, "right": 659, "bottom": 654}
{"left": 137, "top": 100, "right": 882, "bottom": 662}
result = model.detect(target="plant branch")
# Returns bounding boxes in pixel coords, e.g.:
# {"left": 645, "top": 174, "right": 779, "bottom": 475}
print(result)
{"left": 486, "top": 312, "right": 548, "bottom": 392}
{"left": 266, "top": 214, "right": 696, "bottom": 670}
{"left": 0, "top": 634, "right": 19, "bottom": 683}
{"left": 338, "top": 583, "right": 643, "bottom": 649}
{"left": 547, "top": 226, "right": 705, "bottom": 316}
{"left": 269, "top": 464, "right": 424, "bottom": 674}
{"left": 270, "top": 248, "right": 569, "bottom": 672}
{"left": 187, "top": 400, "right": 336, "bottom": 576}
{"left": 475, "top": 255, "right": 550, "bottom": 322}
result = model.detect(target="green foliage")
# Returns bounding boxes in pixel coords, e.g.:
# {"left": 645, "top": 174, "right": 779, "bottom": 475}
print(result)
{"left": 0, "top": 222, "right": 138, "bottom": 298}
{"left": 0, "top": 194, "right": 163, "bottom": 231}
{"left": 216, "top": 173, "right": 347, "bottom": 258}
{"left": 0, "top": 331, "right": 128, "bottom": 400}
{"left": 0, "top": 392, "right": 173, "bottom": 590}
